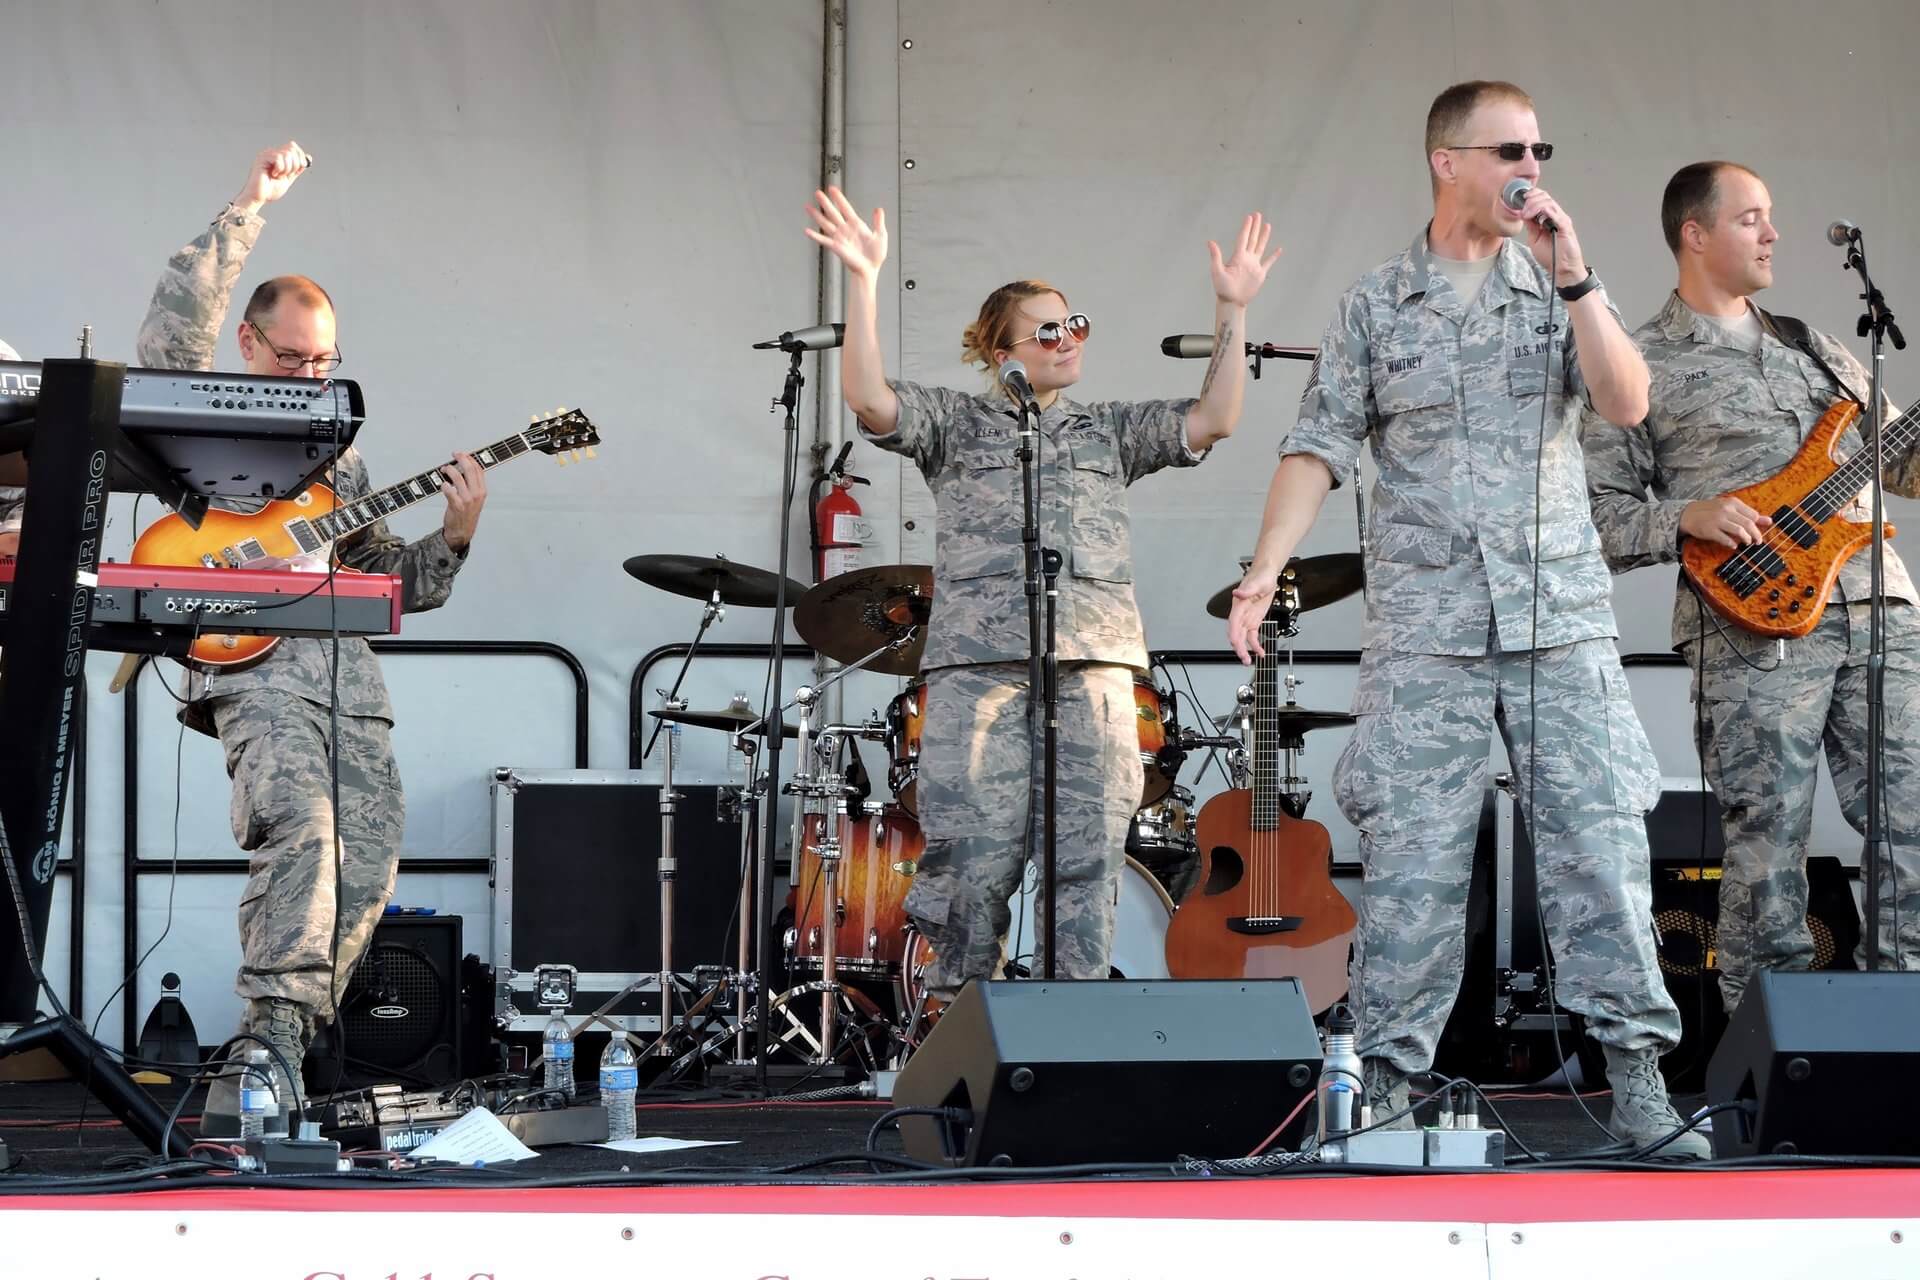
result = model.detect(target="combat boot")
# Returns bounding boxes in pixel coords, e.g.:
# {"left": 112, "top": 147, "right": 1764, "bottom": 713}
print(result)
{"left": 1603, "top": 1043, "right": 1710, "bottom": 1159}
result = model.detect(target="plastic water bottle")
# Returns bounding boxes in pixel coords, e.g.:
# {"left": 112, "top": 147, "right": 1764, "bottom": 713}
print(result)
{"left": 1317, "top": 1003, "right": 1364, "bottom": 1142}
{"left": 238, "top": 1048, "right": 278, "bottom": 1140}
{"left": 599, "top": 1034, "right": 639, "bottom": 1142}
{"left": 542, "top": 1013, "right": 576, "bottom": 1101}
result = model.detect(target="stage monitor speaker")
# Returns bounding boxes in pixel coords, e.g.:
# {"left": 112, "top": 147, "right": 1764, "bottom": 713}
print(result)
{"left": 305, "top": 914, "right": 463, "bottom": 1090}
{"left": 893, "top": 979, "right": 1321, "bottom": 1168}
{"left": 1705, "top": 970, "right": 1920, "bottom": 1157}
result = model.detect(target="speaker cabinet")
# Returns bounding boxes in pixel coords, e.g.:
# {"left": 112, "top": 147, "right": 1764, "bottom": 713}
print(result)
{"left": 893, "top": 979, "right": 1321, "bottom": 1167}
{"left": 305, "top": 915, "right": 463, "bottom": 1089}
{"left": 1705, "top": 970, "right": 1920, "bottom": 1157}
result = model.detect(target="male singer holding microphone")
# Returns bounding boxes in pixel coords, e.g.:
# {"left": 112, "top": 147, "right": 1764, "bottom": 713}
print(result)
{"left": 1582, "top": 162, "right": 1920, "bottom": 1006}
{"left": 1227, "top": 81, "right": 1705, "bottom": 1156}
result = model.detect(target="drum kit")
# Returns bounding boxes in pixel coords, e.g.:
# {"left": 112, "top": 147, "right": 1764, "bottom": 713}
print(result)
{"left": 619, "top": 546, "right": 1366, "bottom": 1079}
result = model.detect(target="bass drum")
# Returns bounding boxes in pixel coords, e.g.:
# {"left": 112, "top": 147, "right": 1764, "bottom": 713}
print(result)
{"left": 898, "top": 856, "right": 1173, "bottom": 1037}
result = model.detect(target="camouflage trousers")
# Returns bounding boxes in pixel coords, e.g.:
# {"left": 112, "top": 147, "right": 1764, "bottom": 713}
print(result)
{"left": 1334, "top": 638, "right": 1681, "bottom": 1073}
{"left": 211, "top": 689, "right": 404, "bottom": 1018}
{"left": 1684, "top": 603, "right": 1920, "bottom": 1010}
{"left": 905, "top": 661, "right": 1140, "bottom": 999}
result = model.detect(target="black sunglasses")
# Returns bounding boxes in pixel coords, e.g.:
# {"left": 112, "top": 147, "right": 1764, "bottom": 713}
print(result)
{"left": 1449, "top": 142, "right": 1554, "bottom": 162}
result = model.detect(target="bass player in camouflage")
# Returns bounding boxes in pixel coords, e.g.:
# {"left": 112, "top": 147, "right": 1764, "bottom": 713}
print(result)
{"left": 135, "top": 143, "right": 488, "bottom": 1134}
{"left": 1228, "top": 82, "right": 1706, "bottom": 1157}
{"left": 1581, "top": 161, "right": 1920, "bottom": 1009}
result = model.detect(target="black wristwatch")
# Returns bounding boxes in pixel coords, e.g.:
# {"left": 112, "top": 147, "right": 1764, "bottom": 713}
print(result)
{"left": 1558, "top": 268, "right": 1601, "bottom": 303}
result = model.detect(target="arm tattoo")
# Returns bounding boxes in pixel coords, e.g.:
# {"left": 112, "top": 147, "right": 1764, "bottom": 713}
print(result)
{"left": 1200, "top": 320, "right": 1234, "bottom": 398}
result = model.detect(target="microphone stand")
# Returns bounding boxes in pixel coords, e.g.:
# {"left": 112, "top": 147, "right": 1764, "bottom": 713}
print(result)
{"left": 1040, "top": 547, "right": 1063, "bottom": 979}
{"left": 751, "top": 346, "right": 805, "bottom": 1088}
{"left": 1013, "top": 391, "right": 1058, "bottom": 978}
{"left": 1843, "top": 229, "right": 1906, "bottom": 971}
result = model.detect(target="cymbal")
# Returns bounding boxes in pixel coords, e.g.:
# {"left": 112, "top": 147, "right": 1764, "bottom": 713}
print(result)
{"left": 648, "top": 706, "right": 798, "bottom": 739}
{"left": 793, "top": 564, "right": 933, "bottom": 677}
{"left": 1206, "top": 552, "right": 1365, "bottom": 620}
{"left": 1269, "top": 707, "right": 1357, "bottom": 740}
{"left": 622, "top": 554, "right": 807, "bottom": 608}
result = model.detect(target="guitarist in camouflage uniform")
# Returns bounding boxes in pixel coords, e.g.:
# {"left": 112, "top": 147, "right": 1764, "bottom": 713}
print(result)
{"left": 135, "top": 143, "right": 488, "bottom": 1133}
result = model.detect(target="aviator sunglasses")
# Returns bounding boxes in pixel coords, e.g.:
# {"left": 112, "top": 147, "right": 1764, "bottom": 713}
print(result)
{"left": 1449, "top": 142, "right": 1555, "bottom": 162}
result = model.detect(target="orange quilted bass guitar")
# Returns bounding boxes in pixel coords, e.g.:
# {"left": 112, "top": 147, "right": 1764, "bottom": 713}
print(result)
{"left": 130, "top": 408, "right": 599, "bottom": 670}
{"left": 1682, "top": 396, "right": 1918, "bottom": 638}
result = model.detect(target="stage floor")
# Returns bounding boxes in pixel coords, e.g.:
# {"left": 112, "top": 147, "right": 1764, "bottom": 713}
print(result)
{"left": 5, "top": 1079, "right": 1918, "bottom": 1279}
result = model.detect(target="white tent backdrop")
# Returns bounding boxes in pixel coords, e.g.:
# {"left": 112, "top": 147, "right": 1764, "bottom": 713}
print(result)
{"left": 5, "top": 0, "right": 1915, "bottom": 1046}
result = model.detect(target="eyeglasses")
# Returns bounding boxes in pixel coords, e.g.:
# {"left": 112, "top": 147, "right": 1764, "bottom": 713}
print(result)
{"left": 1448, "top": 142, "right": 1554, "bottom": 162}
{"left": 1009, "top": 313, "right": 1092, "bottom": 351}
{"left": 248, "top": 320, "right": 342, "bottom": 374}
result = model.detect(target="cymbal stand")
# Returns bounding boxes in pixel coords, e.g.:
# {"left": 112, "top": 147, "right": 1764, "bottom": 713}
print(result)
{"left": 726, "top": 732, "right": 763, "bottom": 1063}
{"left": 653, "top": 692, "right": 688, "bottom": 1055}
{"left": 641, "top": 583, "right": 725, "bottom": 762}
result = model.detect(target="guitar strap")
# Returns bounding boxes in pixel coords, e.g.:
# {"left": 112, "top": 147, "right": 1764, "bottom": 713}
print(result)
{"left": 1758, "top": 307, "right": 1867, "bottom": 407}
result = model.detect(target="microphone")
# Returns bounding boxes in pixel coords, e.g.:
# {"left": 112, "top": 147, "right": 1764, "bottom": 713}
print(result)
{"left": 1000, "top": 358, "right": 1037, "bottom": 408}
{"left": 752, "top": 322, "right": 845, "bottom": 352}
{"left": 1828, "top": 219, "right": 1860, "bottom": 247}
{"left": 1161, "top": 334, "right": 1317, "bottom": 361}
{"left": 1162, "top": 334, "right": 1219, "bottom": 358}
{"left": 1502, "top": 177, "right": 1556, "bottom": 232}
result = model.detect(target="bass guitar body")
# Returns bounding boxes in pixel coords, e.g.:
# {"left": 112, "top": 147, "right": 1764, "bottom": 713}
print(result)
{"left": 1680, "top": 397, "right": 1892, "bottom": 638}
{"left": 129, "top": 484, "right": 344, "bottom": 671}
{"left": 1164, "top": 787, "right": 1357, "bottom": 1014}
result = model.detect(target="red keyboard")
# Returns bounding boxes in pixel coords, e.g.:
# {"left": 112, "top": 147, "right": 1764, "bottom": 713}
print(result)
{"left": 0, "top": 560, "right": 402, "bottom": 644}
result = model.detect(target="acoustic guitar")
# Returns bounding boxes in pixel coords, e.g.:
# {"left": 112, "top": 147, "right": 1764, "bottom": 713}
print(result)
{"left": 1163, "top": 608, "right": 1357, "bottom": 1013}
{"left": 1681, "top": 395, "right": 1918, "bottom": 637}
{"left": 129, "top": 407, "right": 599, "bottom": 670}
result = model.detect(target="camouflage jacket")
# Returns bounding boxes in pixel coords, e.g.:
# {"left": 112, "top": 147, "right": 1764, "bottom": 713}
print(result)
{"left": 134, "top": 208, "right": 468, "bottom": 725}
{"left": 1582, "top": 291, "right": 1918, "bottom": 648}
{"left": 860, "top": 380, "right": 1202, "bottom": 671}
{"left": 1282, "top": 228, "right": 1622, "bottom": 656}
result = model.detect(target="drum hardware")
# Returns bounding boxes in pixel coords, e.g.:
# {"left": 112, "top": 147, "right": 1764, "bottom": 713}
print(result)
{"left": 765, "top": 631, "right": 921, "bottom": 1068}
{"left": 647, "top": 705, "right": 800, "bottom": 739}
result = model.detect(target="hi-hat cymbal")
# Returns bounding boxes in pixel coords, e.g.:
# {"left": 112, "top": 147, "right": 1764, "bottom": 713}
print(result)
{"left": 1269, "top": 707, "right": 1357, "bottom": 741}
{"left": 622, "top": 553, "right": 807, "bottom": 608}
{"left": 793, "top": 564, "right": 933, "bottom": 677}
{"left": 648, "top": 706, "right": 798, "bottom": 739}
{"left": 1205, "top": 552, "right": 1365, "bottom": 620}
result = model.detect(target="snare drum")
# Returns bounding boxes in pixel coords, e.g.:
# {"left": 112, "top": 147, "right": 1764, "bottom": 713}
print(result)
{"left": 1127, "top": 786, "right": 1200, "bottom": 903}
{"left": 789, "top": 804, "right": 925, "bottom": 974}
{"left": 884, "top": 679, "right": 925, "bottom": 817}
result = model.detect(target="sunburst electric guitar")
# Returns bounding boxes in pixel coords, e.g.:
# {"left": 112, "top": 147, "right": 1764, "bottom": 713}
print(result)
{"left": 1681, "top": 395, "right": 1919, "bottom": 638}
{"left": 129, "top": 407, "right": 600, "bottom": 670}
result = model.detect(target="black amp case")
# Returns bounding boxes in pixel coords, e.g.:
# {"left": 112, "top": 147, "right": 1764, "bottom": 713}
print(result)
{"left": 489, "top": 769, "right": 742, "bottom": 1034}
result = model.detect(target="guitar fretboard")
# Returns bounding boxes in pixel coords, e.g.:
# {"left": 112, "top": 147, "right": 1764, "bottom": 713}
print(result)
{"left": 311, "top": 433, "right": 539, "bottom": 542}
{"left": 1252, "top": 617, "right": 1282, "bottom": 832}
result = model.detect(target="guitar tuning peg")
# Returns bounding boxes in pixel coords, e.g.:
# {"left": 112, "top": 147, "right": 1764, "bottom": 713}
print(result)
{"left": 556, "top": 452, "right": 571, "bottom": 466}
{"left": 529, "top": 413, "right": 540, "bottom": 424}
{"left": 584, "top": 446, "right": 598, "bottom": 460}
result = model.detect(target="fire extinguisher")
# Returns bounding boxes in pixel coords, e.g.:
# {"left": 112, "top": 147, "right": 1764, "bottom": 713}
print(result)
{"left": 812, "top": 441, "right": 871, "bottom": 582}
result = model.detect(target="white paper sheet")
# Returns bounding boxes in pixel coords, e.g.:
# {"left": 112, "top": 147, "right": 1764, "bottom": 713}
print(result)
{"left": 592, "top": 1136, "right": 740, "bottom": 1153}
{"left": 411, "top": 1108, "right": 540, "bottom": 1165}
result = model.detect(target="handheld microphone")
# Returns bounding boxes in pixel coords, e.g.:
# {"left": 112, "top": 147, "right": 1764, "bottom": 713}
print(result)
{"left": 1000, "top": 358, "right": 1038, "bottom": 408}
{"left": 752, "top": 322, "right": 845, "bottom": 352}
{"left": 1828, "top": 219, "right": 1860, "bottom": 247}
{"left": 1502, "top": 177, "right": 1556, "bottom": 232}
